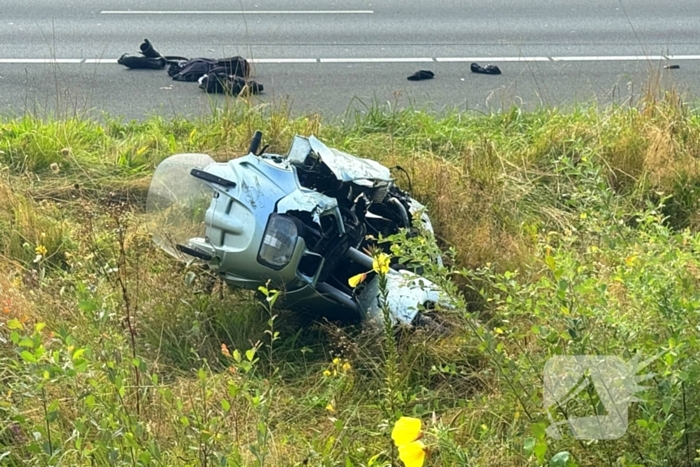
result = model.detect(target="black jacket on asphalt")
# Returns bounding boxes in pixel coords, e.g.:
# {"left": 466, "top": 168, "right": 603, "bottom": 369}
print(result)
{"left": 169, "top": 56, "right": 250, "bottom": 82}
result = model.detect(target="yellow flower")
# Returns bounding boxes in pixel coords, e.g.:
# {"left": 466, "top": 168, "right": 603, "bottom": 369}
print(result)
{"left": 391, "top": 416, "right": 422, "bottom": 446}
{"left": 342, "top": 362, "right": 351, "bottom": 371}
{"left": 348, "top": 272, "right": 367, "bottom": 288}
{"left": 35, "top": 245, "right": 48, "bottom": 257}
{"left": 325, "top": 403, "right": 335, "bottom": 413}
{"left": 372, "top": 253, "right": 391, "bottom": 275}
{"left": 332, "top": 357, "right": 341, "bottom": 365}
{"left": 323, "top": 370, "right": 331, "bottom": 377}
{"left": 398, "top": 440, "right": 426, "bottom": 467}
{"left": 392, "top": 417, "right": 426, "bottom": 467}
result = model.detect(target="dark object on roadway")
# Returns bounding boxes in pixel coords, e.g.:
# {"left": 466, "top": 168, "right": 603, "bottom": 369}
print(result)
{"left": 118, "top": 38, "right": 263, "bottom": 98}
{"left": 199, "top": 72, "right": 263, "bottom": 96}
{"left": 118, "top": 38, "right": 187, "bottom": 70}
{"left": 117, "top": 54, "right": 166, "bottom": 69}
{"left": 169, "top": 57, "right": 250, "bottom": 82}
{"left": 407, "top": 70, "right": 435, "bottom": 81}
{"left": 664, "top": 64, "right": 680, "bottom": 69}
{"left": 471, "top": 62, "right": 501, "bottom": 75}
{"left": 139, "top": 39, "right": 161, "bottom": 58}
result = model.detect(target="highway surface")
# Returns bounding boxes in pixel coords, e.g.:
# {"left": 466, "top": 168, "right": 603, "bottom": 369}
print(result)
{"left": 1, "top": 0, "right": 699, "bottom": 120}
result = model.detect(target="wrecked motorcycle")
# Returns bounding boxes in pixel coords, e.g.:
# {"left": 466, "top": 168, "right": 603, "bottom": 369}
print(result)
{"left": 145, "top": 132, "right": 452, "bottom": 328}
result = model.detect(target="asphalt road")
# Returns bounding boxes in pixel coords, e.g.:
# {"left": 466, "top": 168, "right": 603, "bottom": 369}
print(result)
{"left": 1, "top": 0, "right": 699, "bottom": 120}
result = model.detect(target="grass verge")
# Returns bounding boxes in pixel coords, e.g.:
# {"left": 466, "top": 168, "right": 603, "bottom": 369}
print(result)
{"left": 2, "top": 89, "right": 700, "bottom": 466}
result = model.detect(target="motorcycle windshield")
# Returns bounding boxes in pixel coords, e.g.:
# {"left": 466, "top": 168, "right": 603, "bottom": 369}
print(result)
{"left": 145, "top": 153, "right": 216, "bottom": 260}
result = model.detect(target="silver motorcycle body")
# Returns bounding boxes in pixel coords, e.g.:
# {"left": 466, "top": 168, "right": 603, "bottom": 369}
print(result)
{"left": 146, "top": 134, "right": 451, "bottom": 326}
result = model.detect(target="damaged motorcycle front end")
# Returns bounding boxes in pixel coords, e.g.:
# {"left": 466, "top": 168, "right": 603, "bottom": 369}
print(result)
{"left": 145, "top": 133, "right": 453, "bottom": 328}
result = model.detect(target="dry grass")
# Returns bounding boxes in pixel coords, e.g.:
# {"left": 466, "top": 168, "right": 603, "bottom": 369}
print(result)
{"left": 3, "top": 87, "right": 700, "bottom": 465}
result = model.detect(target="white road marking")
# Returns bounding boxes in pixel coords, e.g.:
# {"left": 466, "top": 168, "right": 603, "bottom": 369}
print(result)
{"left": 436, "top": 57, "right": 550, "bottom": 62}
{"left": 251, "top": 58, "right": 318, "bottom": 63}
{"left": 0, "top": 58, "right": 83, "bottom": 64}
{"left": 84, "top": 58, "right": 118, "bottom": 64}
{"left": 552, "top": 55, "right": 665, "bottom": 61}
{"left": 0, "top": 56, "right": 694, "bottom": 65}
{"left": 100, "top": 10, "right": 374, "bottom": 15}
{"left": 320, "top": 58, "right": 434, "bottom": 63}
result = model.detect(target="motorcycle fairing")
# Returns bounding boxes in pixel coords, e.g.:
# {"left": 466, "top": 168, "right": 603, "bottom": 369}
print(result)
{"left": 287, "top": 136, "right": 393, "bottom": 185}
{"left": 276, "top": 190, "right": 343, "bottom": 229}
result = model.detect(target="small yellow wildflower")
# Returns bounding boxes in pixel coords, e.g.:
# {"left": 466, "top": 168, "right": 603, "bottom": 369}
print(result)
{"left": 323, "top": 370, "right": 331, "bottom": 377}
{"left": 342, "top": 362, "right": 351, "bottom": 371}
{"left": 35, "top": 245, "right": 48, "bottom": 257}
{"left": 325, "top": 402, "right": 335, "bottom": 413}
{"left": 348, "top": 272, "right": 367, "bottom": 288}
{"left": 372, "top": 253, "right": 391, "bottom": 275}
{"left": 332, "top": 357, "right": 341, "bottom": 365}
{"left": 391, "top": 416, "right": 426, "bottom": 467}
{"left": 392, "top": 417, "right": 422, "bottom": 446}
{"left": 398, "top": 440, "right": 426, "bottom": 467}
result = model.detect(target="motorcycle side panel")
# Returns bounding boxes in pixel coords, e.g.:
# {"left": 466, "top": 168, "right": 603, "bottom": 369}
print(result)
{"left": 357, "top": 270, "right": 453, "bottom": 326}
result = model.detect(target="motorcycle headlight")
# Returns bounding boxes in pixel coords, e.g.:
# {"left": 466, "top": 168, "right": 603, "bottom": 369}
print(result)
{"left": 257, "top": 214, "right": 298, "bottom": 270}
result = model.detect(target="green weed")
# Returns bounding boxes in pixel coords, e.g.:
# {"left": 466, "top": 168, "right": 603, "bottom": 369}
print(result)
{"left": 2, "top": 90, "right": 700, "bottom": 465}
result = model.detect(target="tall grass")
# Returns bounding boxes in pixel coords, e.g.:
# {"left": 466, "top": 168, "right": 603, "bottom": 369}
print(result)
{"left": 2, "top": 87, "right": 700, "bottom": 465}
